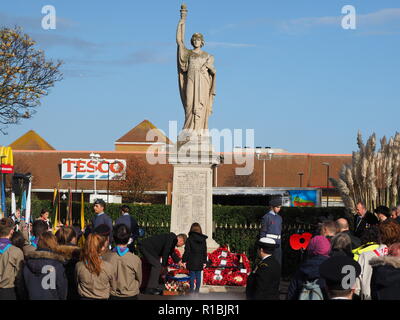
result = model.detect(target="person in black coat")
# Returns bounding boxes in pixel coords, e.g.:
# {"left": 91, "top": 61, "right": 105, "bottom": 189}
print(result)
{"left": 354, "top": 202, "right": 378, "bottom": 238}
{"left": 182, "top": 223, "right": 208, "bottom": 293}
{"left": 91, "top": 199, "right": 113, "bottom": 243}
{"left": 370, "top": 244, "right": 400, "bottom": 300}
{"left": 23, "top": 232, "right": 68, "bottom": 300}
{"left": 246, "top": 237, "right": 281, "bottom": 300}
{"left": 287, "top": 235, "right": 331, "bottom": 300}
{"left": 336, "top": 218, "right": 361, "bottom": 249}
{"left": 138, "top": 232, "right": 187, "bottom": 295}
{"left": 55, "top": 226, "right": 81, "bottom": 300}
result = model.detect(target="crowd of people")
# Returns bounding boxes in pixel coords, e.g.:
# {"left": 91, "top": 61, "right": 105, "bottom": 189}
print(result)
{"left": 248, "top": 200, "right": 400, "bottom": 300}
{"left": 0, "top": 199, "right": 209, "bottom": 300}
{"left": 1, "top": 198, "right": 400, "bottom": 300}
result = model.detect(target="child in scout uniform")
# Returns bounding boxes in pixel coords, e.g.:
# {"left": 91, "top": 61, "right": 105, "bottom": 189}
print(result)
{"left": 75, "top": 233, "right": 115, "bottom": 300}
{"left": 0, "top": 218, "right": 25, "bottom": 300}
{"left": 246, "top": 237, "right": 281, "bottom": 300}
{"left": 102, "top": 224, "right": 142, "bottom": 300}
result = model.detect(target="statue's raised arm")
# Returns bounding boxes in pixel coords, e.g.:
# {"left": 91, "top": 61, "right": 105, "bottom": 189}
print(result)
{"left": 176, "top": 4, "right": 187, "bottom": 47}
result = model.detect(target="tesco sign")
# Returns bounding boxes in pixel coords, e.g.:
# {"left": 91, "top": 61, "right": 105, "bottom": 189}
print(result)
{"left": 61, "top": 159, "right": 126, "bottom": 180}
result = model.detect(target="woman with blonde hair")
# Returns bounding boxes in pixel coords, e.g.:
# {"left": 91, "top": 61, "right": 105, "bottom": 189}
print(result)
{"left": 75, "top": 233, "right": 115, "bottom": 300}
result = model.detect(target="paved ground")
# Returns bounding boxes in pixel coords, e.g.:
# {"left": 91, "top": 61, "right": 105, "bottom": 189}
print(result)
{"left": 139, "top": 281, "right": 289, "bottom": 300}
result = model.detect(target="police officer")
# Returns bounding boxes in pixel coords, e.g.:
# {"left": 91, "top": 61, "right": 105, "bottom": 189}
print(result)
{"left": 246, "top": 237, "right": 281, "bottom": 300}
{"left": 260, "top": 198, "right": 283, "bottom": 265}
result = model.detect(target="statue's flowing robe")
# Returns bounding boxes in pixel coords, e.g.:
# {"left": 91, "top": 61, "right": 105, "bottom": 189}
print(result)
{"left": 177, "top": 45, "right": 216, "bottom": 131}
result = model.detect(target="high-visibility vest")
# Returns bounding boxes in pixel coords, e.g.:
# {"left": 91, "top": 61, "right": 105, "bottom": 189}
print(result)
{"left": 352, "top": 242, "right": 379, "bottom": 261}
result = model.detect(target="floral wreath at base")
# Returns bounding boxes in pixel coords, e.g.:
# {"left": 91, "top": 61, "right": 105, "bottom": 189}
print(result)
{"left": 203, "top": 246, "right": 252, "bottom": 286}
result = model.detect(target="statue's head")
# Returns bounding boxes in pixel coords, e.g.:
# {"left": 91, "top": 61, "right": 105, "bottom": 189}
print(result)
{"left": 191, "top": 33, "right": 205, "bottom": 48}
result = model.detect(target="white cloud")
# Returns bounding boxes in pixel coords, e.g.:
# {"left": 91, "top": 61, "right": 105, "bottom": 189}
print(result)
{"left": 278, "top": 8, "right": 400, "bottom": 33}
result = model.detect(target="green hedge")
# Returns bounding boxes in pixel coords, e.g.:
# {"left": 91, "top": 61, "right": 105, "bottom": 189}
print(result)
{"left": 15, "top": 201, "right": 350, "bottom": 226}
{"left": 10, "top": 201, "right": 351, "bottom": 277}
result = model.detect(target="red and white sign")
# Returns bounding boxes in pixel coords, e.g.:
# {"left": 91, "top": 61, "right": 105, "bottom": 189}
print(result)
{"left": 61, "top": 158, "right": 126, "bottom": 180}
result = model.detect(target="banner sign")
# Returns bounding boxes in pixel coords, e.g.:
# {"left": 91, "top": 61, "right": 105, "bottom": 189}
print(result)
{"left": 288, "top": 190, "right": 317, "bottom": 207}
{"left": 0, "top": 146, "right": 14, "bottom": 173}
{"left": 61, "top": 159, "right": 126, "bottom": 180}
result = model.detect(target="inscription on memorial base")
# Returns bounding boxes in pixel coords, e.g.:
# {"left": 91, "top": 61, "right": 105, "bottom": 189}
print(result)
{"left": 169, "top": 154, "right": 220, "bottom": 251}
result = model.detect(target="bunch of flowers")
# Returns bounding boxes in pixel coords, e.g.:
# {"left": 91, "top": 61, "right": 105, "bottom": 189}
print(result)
{"left": 203, "top": 268, "right": 229, "bottom": 286}
{"left": 164, "top": 280, "right": 190, "bottom": 294}
{"left": 207, "top": 246, "right": 237, "bottom": 267}
{"left": 225, "top": 270, "right": 248, "bottom": 286}
{"left": 168, "top": 268, "right": 189, "bottom": 277}
{"left": 203, "top": 246, "right": 252, "bottom": 286}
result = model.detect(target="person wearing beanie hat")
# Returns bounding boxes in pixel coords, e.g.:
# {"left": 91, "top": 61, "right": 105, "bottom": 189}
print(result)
{"left": 91, "top": 199, "right": 113, "bottom": 243}
{"left": 246, "top": 237, "right": 281, "bottom": 300}
{"left": 307, "top": 236, "right": 331, "bottom": 257}
{"left": 374, "top": 205, "right": 391, "bottom": 223}
{"left": 259, "top": 197, "right": 283, "bottom": 266}
{"left": 319, "top": 255, "right": 361, "bottom": 300}
{"left": 287, "top": 236, "right": 331, "bottom": 300}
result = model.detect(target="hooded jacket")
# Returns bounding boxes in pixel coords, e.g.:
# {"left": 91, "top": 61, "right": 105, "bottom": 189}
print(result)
{"left": 23, "top": 249, "right": 68, "bottom": 300}
{"left": 287, "top": 255, "right": 329, "bottom": 300}
{"left": 54, "top": 244, "right": 81, "bottom": 300}
{"left": 370, "top": 256, "right": 400, "bottom": 300}
{"left": 355, "top": 244, "right": 388, "bottom": 300}
{"left": 182, "top": 231, "right": 208, "bottom": 271}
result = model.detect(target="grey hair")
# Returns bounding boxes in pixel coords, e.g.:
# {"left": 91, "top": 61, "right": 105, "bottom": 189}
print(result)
{"left": 330, "top": 232, "right": 352, "bottom": 252}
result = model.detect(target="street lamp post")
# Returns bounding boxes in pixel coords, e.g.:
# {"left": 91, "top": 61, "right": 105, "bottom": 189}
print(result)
{"left": 322, "top": 162, "right": 330, "bottom": 207}
{"left": 0, "top": 156, "right": 5, "bottom": 217}
{"left": 100, "top": 160, "right": 119, "bottom": 204}
{"left": 255, "top": 147, "right": 273, "bottom": 188}
{"left": 90, "top": 153, "right": 101, "bottom": 198}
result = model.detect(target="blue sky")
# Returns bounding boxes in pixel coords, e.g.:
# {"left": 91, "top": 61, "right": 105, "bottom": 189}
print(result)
{"left": 1, "top": 0, "right": 400, "bottom": 154}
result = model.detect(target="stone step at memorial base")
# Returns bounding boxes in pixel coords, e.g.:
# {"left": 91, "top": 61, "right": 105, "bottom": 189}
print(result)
{"left": 200, "top": 285, "right": 246, "bottom": 294}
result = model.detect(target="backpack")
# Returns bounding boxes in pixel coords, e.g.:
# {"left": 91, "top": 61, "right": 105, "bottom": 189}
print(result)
{"left": 299, "top": 279, "right": 324, "bottom": 300}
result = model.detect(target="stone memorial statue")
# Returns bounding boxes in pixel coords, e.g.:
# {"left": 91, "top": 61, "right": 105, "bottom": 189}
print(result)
{"left": 176, "top": 4, "right": 216, "bottom": 135}
{"left": 170, "top": 4, "right": 220, "bottom": 254}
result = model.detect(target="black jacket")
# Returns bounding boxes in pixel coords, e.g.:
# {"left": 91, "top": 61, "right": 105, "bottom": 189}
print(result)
{"left": 182, "top": 231, "right": 208, "bottom": 271}
{"left": 370, "top": 256, "right": 400, "bottom": 300}
{"left": 139, "top": 233, "right": 180, "bottom": 266}
{"left": 55, "top": 244, "right": 81, "bottom": 300}
{"left": 115, "top": 214, "right": 139, "bottom": 240}
{"left": 354, "top": 212, "right": 378, "bottom": 238}
{"left": 342, "top": 230, "right": 361, "bottom": 250}
{"left": 23, "top": 249, "right": 68, "bottom": 300}
{"left": 287, "top": 255, "right": 329, "bottom": 300}
{"left": 246, "top": 255, "right": 281, "bottom": 300}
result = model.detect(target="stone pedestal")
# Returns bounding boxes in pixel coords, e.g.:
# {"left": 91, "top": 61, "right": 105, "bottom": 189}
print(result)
{"left": 169, "top": 135, "right": 220, "bottom": 250}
